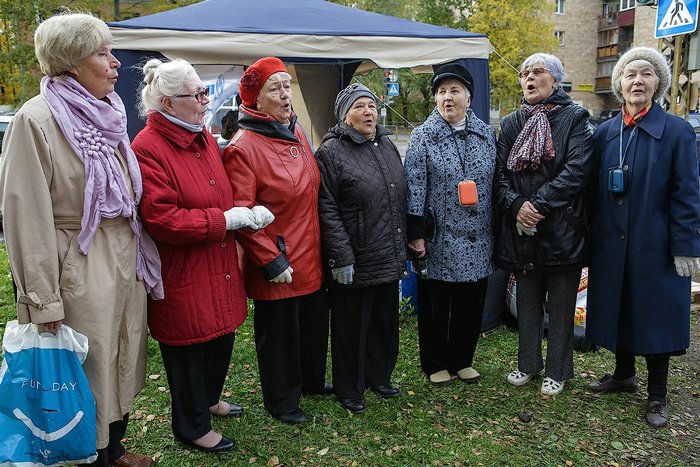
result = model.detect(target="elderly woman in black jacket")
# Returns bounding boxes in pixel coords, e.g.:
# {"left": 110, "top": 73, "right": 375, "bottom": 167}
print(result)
{"left": 315, "top": 83, "right": 408, "bottom": 414}
{"left": 495, "top": 53, "right": 593, "bottom": 396}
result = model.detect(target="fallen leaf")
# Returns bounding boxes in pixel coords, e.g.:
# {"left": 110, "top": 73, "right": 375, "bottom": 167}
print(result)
{"left": 407, "top": 390, "right": 415, "bottom": 396}
{"left": 148, "top": 374, "right": 160, "bottom": 380}
{"left": 266, "top": 455, "right": 280, "bottom": 466}
{"left": 611, "top": 441, "right": 624, "bottom": 450}
{"left": 248, "top": 457, "right": 257, "bottom": 464}
{"left": 565, "top": 461, "right": 573, "bottom": 466}
{"left": 317, "top": 447, "right": 329, "bottom": 456}
{"left": 145, "top": 414, "right": 155, "bottom": 422}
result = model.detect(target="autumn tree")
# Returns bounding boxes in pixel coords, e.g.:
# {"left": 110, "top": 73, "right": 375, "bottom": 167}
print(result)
{"left": 468, "top": 0, "right": 558, "bottom": 112}
{"left": 333, "top": 0, "right": 557, "bottom": 118}
{"left": 0, "top": 0, "right": 197, "bottom": 108}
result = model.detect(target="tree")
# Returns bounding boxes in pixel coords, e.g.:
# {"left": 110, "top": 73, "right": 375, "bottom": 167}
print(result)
{"left": 467, "top": 0, "right": 557, "bottom": 112}
{"left": 0, "top": 0, "right": 197, "bottom": 108}
{"left": 333, "top": 0, "right": 557, "bottom": 116}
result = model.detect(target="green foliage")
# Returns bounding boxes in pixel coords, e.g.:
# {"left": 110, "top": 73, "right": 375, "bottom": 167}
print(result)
{"left": 469, "top": 0, "right": 558, "bottom": 113}
{"left": 334, "top": 0, "right": 558, "bottom": 118}
{"left": 0, "top": 0, "right": 197, "bottom": 108}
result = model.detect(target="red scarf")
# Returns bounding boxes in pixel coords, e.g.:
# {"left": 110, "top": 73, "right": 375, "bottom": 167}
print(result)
{"left": 622, "top": 102, "right": 652, "bottom": 127}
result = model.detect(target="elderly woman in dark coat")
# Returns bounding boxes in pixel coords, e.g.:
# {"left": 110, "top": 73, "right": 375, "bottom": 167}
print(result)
{"left": 405, "top": 63, "right": 496, "bottom": 386}
{"left": 586, "top": 47, "right": 700, "bottom": 428}
{"left": 315, "top": 83, "right": 408, "bottom": 414}
{"left": 495, "top": 53, "right": 593, "bottom": 396}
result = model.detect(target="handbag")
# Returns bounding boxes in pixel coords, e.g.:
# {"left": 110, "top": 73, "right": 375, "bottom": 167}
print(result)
{"left": 0, "top": 320, "right": 97, "bottom": 466}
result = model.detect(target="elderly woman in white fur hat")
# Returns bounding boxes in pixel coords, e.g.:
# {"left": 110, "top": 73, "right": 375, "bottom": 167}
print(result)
{"left": 586, "top": 47, "right": 700, "bottom": 428}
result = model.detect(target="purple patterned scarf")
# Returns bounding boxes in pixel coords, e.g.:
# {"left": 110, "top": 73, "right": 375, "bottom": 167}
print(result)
{"left": 506, "top": 102, "right": 561, "bottom": 172}
{"left": 40, "top": 76, "right": 163, "bottom": 299}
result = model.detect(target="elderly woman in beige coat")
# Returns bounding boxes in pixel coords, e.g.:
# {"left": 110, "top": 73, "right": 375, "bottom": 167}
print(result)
{"left": 0, "top": 12, "right": 162, "bottom": 467}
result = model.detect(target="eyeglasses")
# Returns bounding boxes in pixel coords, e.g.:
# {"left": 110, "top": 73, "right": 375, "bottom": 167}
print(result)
{"left": 173, "top": 87, "right": 210, "bottom": 103}
{"left": 518, "top": 67, "right": 550, "bottom": 79}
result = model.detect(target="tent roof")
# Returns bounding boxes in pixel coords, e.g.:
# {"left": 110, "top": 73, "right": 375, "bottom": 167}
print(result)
{"left": 111, "top": 0, "right": 485, "bottom": 38}
{"left": 109, "top": 0, "right": 492, "bottom": 68}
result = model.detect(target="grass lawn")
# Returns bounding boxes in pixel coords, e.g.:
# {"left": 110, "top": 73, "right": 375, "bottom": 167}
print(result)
{"left": 1, "top": 242, "right": 698, "bottom": 466}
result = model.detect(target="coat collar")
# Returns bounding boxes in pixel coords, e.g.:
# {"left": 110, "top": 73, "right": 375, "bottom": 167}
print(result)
{"left": 425, "top": 107, "right": 491, "bottom": 143}
{"left": 605, "top": 102, "right": 666, "bottom": 142}
{"left": 147, "top": 112, "right": 204, "bottom": 149}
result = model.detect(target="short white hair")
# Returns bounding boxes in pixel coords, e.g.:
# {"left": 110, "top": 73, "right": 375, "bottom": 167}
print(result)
{"left": 138, "top": 58, "right": 199, "bottom": 118}
{"left": 521, "top": 53, "right": 565, "bottom": 84}
{"left": 34, "top": 12, "right": 111, "bottom": 77}
{"left": 266, "top": 71, "right": 292, "bottom": 84}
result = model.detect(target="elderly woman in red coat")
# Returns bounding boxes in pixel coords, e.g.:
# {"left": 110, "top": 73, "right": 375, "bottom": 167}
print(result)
{"left": 132, "top": 58, "right": 273, "bottom": 452}
{"left": 223, "top": 57, "right": 330, "bottom": 425}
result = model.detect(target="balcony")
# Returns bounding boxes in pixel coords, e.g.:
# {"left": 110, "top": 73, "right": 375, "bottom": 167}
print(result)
{"left": 597, "top": 44, "right": 619, "bottom": 59}
{"left": 595, "top": 77, "right": 612, "bottom": 93}
{"left": 598, "top": 13, "right": 618, "bottom": 30}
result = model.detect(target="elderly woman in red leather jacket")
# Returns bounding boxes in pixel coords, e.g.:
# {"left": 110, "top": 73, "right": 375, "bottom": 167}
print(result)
{"left": 223, "top": 57, "right": 330, "bottom": 425}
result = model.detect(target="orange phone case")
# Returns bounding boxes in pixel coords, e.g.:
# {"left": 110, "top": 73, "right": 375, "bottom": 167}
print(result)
{"left": 458, "top": 180, "right": 478, "bottom": 206}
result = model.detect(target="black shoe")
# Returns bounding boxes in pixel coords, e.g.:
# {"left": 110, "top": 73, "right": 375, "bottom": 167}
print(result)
{"left": 586, "top": 374, "right": 639, "bottom": 393}
{"left": 275, "top": 407, "right": 308, "bottom": 424}
{"left": 339, "top": 398, "right": 366, "bottom": 414}
{"left": 179, "top": 435, "right": 236, "bottom": 452}
{"left": 645, "top": 400, "right": 668, "bottom": 428}
{"left": 370, "top": 385, "right": 400, "bottom": 398}
{"left": 211, "top": 401, "right": 244, "bottom": 418}
{"left": 302, "top": 382, "right": 333, "bottom": 395}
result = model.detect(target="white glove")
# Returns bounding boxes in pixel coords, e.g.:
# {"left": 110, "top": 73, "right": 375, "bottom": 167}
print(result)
{"left": 270, "top": 266, "right": 293, "bottom": 283}
{"left": 673, "top": 256, "right": 700, "bottom": 277}
{"left": 516, "top": 221, "right": 537, "bottom": 236}
{"left": 224, "top": 207, "right": 257, "bottom": 230}
{"left": 251, "top": 205, "right": 275, "bottom": 229}
{"left": 331, "top": 264, "right": 354, "bottom": 285}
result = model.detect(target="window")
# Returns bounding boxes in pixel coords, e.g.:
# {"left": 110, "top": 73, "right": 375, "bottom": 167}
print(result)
{"left": 554, "top": 30, "right": 565, "bottom": 46}
{"left": 555, "top": 0, "right": 565, "bottom": 14}
{"left": 620, "top": 0, "right": 635, "bottom": 11}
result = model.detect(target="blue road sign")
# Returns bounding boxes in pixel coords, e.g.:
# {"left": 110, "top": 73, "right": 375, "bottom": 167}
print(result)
{"left": 387, "top": 82, "right": 400, "bottom": 96}
{"left": 655, "top": 0, "right": 698, "bottom": 38}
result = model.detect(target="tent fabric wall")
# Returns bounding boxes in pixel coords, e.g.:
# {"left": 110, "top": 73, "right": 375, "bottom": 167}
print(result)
{"left": 109, "top": 0, "right": 493, "bottom": 140}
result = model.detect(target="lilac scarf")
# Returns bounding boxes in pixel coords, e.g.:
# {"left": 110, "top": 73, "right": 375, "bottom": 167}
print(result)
{"left": 40, "top": 76, "right": 163, "bottom": 299}
{"left": 507, "top": 102, "right": 561, "bottom": 172}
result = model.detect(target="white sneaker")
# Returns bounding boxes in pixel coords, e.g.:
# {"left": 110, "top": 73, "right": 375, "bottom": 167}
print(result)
{"left": 506, "top": 369, "right": 542, "bottom": 386}
{"left": 540, "top": 377, "right": 565, "bottom": 396}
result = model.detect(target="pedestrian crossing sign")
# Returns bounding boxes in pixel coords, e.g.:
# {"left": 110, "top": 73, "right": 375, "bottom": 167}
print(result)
{"left": 655, "top": 0, "right": 699, "bottom": 38}
{"left": 387, "top": 82, "right": 400, "bottom": 96}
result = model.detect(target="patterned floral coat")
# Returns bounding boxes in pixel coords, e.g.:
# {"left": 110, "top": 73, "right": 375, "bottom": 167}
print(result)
{"left": 405, "top": 107, "right": 496, "bottom": 282}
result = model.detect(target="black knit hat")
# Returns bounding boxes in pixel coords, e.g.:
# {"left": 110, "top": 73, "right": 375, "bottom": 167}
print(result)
{"left": 431, "top": 63, "right": 474, "bottom": 97}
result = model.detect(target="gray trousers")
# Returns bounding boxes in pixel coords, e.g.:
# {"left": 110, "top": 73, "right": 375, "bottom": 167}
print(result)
{"left": 515, "top": 268, "right": 581, "bottom": 381}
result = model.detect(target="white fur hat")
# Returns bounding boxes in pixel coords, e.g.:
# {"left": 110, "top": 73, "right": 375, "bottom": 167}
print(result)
{"left": 611, "top": 47, "right": 671, "bottom": 103}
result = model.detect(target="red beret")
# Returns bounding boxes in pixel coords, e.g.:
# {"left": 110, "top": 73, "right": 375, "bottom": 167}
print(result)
{"left": 239, "top": 57, "right": 288, "bottom": 108}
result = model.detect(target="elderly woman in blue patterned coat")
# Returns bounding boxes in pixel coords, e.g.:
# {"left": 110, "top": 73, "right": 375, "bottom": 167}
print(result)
{"left": 494, "top": 53, "right": 593, "bottom": 397}
{"left": 405, "top": 63, "right": 496, "bottom": 386}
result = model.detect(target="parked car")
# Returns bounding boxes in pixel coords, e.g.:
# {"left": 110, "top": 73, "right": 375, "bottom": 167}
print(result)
{"left": 0, "top": 113, "right": 13, "bottom": 154}
{"left": 0, "top": 113, "right": 14, "bottom": 232}
{"left": 687, "top": 113, "right": 700, "bottom": 168}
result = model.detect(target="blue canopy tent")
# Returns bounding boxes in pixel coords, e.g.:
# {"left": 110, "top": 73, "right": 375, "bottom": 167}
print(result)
{"left": 108, "top": 0, "right": 492, "bottom": 142}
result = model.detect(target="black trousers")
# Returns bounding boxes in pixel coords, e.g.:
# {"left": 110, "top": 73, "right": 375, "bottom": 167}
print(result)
{"left": 330, "top": 282, "right": 399, "bottom": 399}
{"left": 417, "top": 278, "right": 487, "bottom": 376}
{"left": 253, "top": 288, "right": 329, "bottom": 416}
{"left": 82, "top": 414, "right": 128, "bottom": 466}
{"left": 613, "top": 347, "right": 671, "bottom": 402}
{"left": 159, "top": 333, "right": 235, "bottom": 441}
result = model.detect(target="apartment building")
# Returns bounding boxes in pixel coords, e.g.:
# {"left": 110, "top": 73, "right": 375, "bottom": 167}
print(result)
{"left": 551, "top": 0, "right": 659, "bottom": 119}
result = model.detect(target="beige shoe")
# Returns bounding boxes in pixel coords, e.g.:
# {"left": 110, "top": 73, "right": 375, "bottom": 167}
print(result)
{"left": 429, "top": 370, "right": 452, "bottom": 386}
{"left": 456, "top": 367, "right": 481, "bottom": 383}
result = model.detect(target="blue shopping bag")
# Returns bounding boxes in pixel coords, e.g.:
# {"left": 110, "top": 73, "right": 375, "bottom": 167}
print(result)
{"left": 0, "top": 320, "right": 97, "bottom": 466}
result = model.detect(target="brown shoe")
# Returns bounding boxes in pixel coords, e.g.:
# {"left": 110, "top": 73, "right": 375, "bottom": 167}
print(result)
{"left": 586, "top": 374, "right": 638, "bottom": 393}
{"left": 112, "top": 452, "right": 154, "bottom": 467}
{"left": 645, "top": 400, "right": 668, "bottom": 428}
